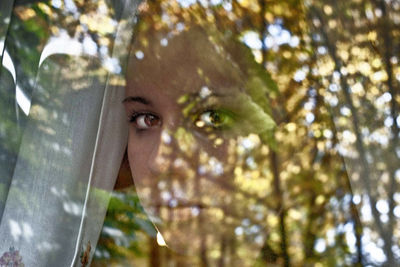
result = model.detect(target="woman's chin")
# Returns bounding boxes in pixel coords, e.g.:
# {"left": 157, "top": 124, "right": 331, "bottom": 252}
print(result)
{"left": 145, "top": 206, "right": 221, "bottom": 254}
{"left": 157, "top": 223, "right": 229, "bottom": 257}
{"left": 150, "top": 209, "right": 266, "bottom": 261}
{"left": 136, "top": 191, "right": 267, "bottom": 259}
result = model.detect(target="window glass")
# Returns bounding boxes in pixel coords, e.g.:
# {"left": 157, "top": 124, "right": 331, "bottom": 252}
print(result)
{"left": 0, "top": 0, "right": 400, "bottom": 266}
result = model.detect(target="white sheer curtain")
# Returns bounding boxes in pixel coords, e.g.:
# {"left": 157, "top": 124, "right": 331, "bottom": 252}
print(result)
{"left": 0, "top": 0, "right": 139, "bottom": 266}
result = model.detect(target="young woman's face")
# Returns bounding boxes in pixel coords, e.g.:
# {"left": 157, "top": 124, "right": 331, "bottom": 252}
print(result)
{"left": 124, "top": 27, "right": 274, "bottom": 259}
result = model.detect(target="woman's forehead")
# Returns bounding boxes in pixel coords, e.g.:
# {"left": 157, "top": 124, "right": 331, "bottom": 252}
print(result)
{"left": 126, "top": 28, "right": 246, "bottom": 97}
{"left": 125, "top": 74, "right": 241, "bottom": 101}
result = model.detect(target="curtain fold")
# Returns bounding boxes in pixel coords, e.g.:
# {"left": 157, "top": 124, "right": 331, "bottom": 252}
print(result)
{"left": 0, "top": 0, "right": 14, "bottom": 59}
{"left": 0, "top": 0, "right": 23, "bottom": 221}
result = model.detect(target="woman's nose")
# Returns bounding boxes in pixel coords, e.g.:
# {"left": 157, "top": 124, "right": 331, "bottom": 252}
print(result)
{"left": 148, "top": 130, "right": 175, "bottom": 174}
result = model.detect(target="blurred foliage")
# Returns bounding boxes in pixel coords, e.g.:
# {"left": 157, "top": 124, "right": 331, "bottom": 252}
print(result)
{"left": 94, "top": 190, "right": 156, "bottom": 262}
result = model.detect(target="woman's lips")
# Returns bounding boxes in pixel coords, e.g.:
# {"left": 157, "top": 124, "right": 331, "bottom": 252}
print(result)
{"left": 155, "top": 200, "right": 208, "bottom": 209}
{"left": 142, "top": 199, "right": 214, "bottom": 223}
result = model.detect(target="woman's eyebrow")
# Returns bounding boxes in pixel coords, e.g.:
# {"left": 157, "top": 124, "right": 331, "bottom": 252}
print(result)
{"left": 188, "top": 92, "right": 230, "bottom": 99}
{"left": 122, "top": 96, "right": 152, "bottom": 106}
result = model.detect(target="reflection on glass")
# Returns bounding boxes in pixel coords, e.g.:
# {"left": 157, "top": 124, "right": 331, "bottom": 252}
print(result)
{"left": 95, "top": 0, "right": 400, "bottom": 266}
{"left": 124, "top": 22, "right": 276, "bottom": 264}
{"left": 1, "top": 0, "right": 400, "bottom": 266}
{"left": 123, "top": 11, "right": 279, "bottom": 264}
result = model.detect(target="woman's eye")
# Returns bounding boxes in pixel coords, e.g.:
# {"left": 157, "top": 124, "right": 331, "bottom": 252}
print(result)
{"left": 195, "top": 110, "right": 235, "bottom": 129}
{"left": 130, "top": 113, "right": 161, "bottom": 130}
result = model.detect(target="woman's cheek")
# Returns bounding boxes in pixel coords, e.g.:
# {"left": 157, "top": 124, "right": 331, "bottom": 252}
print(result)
{"left": 127, "top": 128, "right": 161, "bottom": 181}
{"left": 127, "top": 133, "right": 147, "bottom": 181}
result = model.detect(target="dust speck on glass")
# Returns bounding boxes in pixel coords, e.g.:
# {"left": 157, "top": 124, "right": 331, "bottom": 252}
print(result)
{"left": 0, "top": 247, "right": 24, "bottom": 267}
